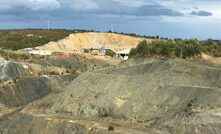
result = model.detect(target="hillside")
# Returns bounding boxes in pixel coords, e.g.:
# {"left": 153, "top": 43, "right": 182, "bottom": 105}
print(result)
{"left": 0, "top": 29, "right": 80, "bottom": 50}
{"left": 1, "top": 58, "right": 221, "bottom": 133}
{"left": 129, "top": 39, "right": 221, "bottom": 59}
{"left": 0, "top": 29, "right": 153, "bottom": 51}
{"left": 36, "top": 32, "right": 152, "bottom": 52}
{"left": 0, "top": 55, "right": 109, "bottom": 112}
{"left": 1, "top": 29, "right": 221, "bottom": 134}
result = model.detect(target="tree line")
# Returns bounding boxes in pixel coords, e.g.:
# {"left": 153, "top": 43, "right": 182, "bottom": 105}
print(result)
{"left": 129, "top": 39, "right": 221, "bottom": 59}
{"left": 106, "top": 30, "right": 164, "bottom": 39}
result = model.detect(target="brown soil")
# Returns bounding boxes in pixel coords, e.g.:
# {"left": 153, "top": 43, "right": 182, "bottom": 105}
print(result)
{"left": 36, "top": 32, "right": 152, "bottom": 52}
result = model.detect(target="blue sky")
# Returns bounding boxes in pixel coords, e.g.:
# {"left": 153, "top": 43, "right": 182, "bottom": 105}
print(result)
{"left": 0, "top": 0, "right": 220, "bottom": 39}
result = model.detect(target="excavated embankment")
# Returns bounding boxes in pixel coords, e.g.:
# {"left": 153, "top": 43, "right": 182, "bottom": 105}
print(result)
{"left": 36, "top": 32, "right": 152, "bottom": 52}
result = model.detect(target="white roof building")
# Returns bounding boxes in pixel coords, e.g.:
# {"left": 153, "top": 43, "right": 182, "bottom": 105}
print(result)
{"left": 116, "top": 49, "right": 131, "bottom": 55}
{"left": 117, "top": 49, "right": 131, "bottom": 61}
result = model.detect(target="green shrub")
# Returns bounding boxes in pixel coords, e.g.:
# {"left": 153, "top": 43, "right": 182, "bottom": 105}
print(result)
{"left": 0, "top": 48, "right": 44, "bottom": 61}
{"left": 129, "top": 39, "right": 220, "bottom": 59}
{"left": 129, "top": 48, "right": 137, "bottom": 58}
{"left": 160, "top": 44, "right": 171, "bottom": 56}
{"left": 136, "top": 40, "right": 150, "bottom": 56}
{"left": 105, "top": 49, "right": 116, "bottom": 57}
{"left": 175, "top": 46, "right": 182, "bottom": 57}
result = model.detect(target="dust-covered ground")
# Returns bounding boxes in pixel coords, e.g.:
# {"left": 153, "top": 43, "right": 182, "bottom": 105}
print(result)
{"left": 1, "top": 57, "right": 221, "bottom": 134}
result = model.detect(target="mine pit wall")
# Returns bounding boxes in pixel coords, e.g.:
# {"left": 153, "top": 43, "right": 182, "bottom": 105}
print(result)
{"left": 0, "top": 75, "right": 77, "bottom": 110}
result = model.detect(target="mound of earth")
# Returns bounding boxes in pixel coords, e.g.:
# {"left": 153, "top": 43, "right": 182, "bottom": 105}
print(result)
{"left": 0, "top": 57, "right": 30, "bottom": 80}
{"left": 0, "top": 75, "right": 77, "bottom": 112}
{"left": 0, "top": 54, "right": 110, "bottom": 115}
{"left": 1, "top": 58, "right": 221, "bottom": 134}
{"left": 50, "top": 58, "right": 220, "bottom": 116}
{"left": 36, "top": 55, "right": 110, "bottom": 72}
{"left": 0, "top": 57, "right": 66, "bottom": 80}
{"left": 0, "top": 55, "right": 110, "bottom": 81}
{"left": 36, "top": 32, "right": 152, "bottom": 52}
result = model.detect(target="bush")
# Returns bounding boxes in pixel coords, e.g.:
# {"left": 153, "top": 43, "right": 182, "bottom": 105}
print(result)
{"left": 0, "top": 49, "right": 45, "bottom": 61}
{"left": 175, "top": 46, "right": 182, "bottom": 57}
{"left": 105, "top": 49, "right": 116, "bottom": 57}
{"left": 129, "top": 39, "right": 220, "bottom": 59}
{"left": 129, "top": 48, "right": 137, "bottom": 58}
{"left": 136, "top": 40, "right": 150, "bottom": 56}
{"left": 202, "top": 39, "right": 221, "bottom": 56}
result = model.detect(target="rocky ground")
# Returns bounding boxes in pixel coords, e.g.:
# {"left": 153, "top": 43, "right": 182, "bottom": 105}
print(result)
{"left": 0, "top": 55, "right": 109, "bottom": 113}
{"left": 0, "top": 56, "right": 221, "bottom": 134}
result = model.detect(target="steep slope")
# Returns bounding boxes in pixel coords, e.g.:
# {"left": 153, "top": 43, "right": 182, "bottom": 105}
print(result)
{"left": 36, "top": 32, "right": 152, "bottom": 52}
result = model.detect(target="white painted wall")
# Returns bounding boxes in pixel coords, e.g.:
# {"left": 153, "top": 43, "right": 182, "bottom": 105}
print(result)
{"left": 29, "top": 50, "right": 51, "bottom": 56}
{"left": 124, "top": 56, "right": 129, "bottom": 60}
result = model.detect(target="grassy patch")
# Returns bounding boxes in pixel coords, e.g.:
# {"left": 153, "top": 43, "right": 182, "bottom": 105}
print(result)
{"left": 0, "top": 48, "right": 45, "bottom": 61}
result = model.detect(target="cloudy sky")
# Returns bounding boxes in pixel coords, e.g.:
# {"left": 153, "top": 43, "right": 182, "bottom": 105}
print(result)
{"left": 0, "top": 0, "right": 220, "bottom": 39}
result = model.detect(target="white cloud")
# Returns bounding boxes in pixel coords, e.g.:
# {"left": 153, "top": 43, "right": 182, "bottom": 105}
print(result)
{"left": 111, "top": 0, "right": 153, "bottom": 7}
{"left": 67, "top": 0, "right": 100, "bottom": 12}
{"left": 0, "top": 0, "right": 220, "bottom": 23}
{"left": 157, "top": 0, "right": 221, "bottom": 22}
{"left": 0, "top": 0, "right": 220, "bottom": 39}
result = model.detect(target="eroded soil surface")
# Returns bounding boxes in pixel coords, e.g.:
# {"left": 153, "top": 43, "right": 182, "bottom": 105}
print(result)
{"left": 1, "top": 57, "right": 221, "bottom": 134}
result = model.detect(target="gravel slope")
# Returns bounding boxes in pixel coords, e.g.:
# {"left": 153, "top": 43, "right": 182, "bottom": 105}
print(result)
{"left": 1, "top": 58, "right": 221, "bottom": 134}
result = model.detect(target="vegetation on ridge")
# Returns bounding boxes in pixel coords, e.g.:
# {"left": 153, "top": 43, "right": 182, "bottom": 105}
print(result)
{"left": 0, "top": 49, "right": 45, "bottom": 61}
{"left": 0, "top": 29, "right": 91, "bottom": 50}
{"left": 0, "top": 29, "right": 156, "bottom": 51}
{"left": 130, "top": 39, "right": 221, "bottom": 59}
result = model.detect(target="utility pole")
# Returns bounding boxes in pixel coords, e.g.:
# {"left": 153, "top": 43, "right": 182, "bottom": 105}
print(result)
{"left": 48, "top": 19, "right": 50, "bottom": 30}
